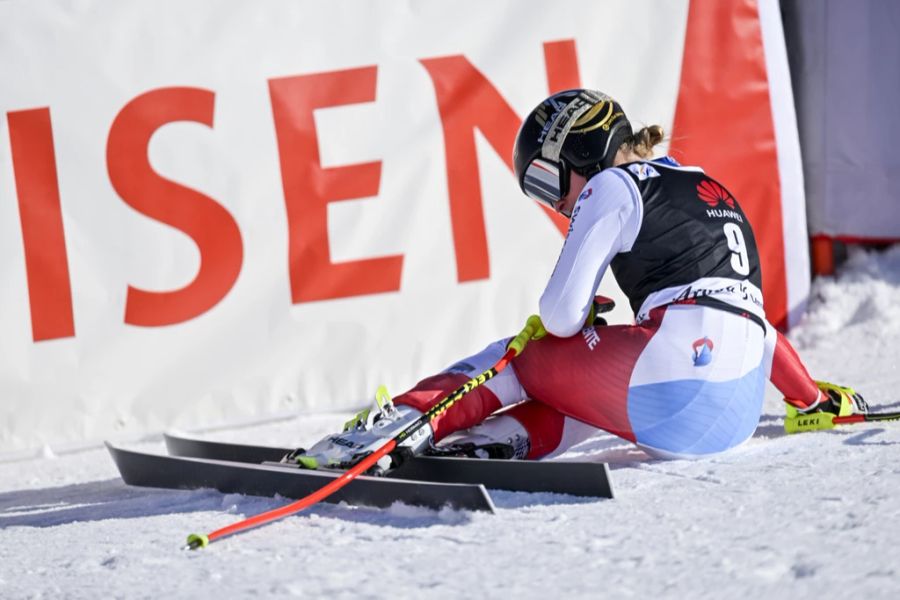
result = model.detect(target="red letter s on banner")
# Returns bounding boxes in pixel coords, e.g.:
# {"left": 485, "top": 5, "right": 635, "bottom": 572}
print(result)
{"left": 107, "top": 87, "right": 243, "bottom": 327}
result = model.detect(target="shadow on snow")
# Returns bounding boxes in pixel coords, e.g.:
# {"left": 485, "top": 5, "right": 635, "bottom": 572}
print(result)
{"left": 0, "top": 476, "right": 602, "bottom": 531}
{"left": 0, "top": 478, "right": 242, "bottom": 529}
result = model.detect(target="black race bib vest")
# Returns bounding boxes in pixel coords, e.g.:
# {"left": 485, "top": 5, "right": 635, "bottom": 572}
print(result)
{"left": 610, "top": 161, "right": 762, "bottom": 315}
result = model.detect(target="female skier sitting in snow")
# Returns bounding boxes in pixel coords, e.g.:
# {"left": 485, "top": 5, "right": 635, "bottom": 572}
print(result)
{"left": 296, "top": 89, "right": 866, "bottom": 469}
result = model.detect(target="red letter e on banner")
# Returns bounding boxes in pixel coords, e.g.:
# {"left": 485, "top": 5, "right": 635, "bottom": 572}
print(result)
{"left": 269, "top": 67, "right": 403, "bottom": 304}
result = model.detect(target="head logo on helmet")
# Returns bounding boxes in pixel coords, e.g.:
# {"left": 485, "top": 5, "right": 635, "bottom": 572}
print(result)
{"left": 514, "top": 89, "right": 632, "bottom": 209}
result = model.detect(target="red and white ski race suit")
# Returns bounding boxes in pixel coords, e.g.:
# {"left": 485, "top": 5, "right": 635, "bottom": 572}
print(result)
{"left": 396, "top": 158, "right": 821, "bottom": 459}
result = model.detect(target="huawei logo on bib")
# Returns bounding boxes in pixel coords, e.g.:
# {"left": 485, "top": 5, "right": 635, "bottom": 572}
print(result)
{"left": 697, "top": 180, "right": 735, "bottom": 209}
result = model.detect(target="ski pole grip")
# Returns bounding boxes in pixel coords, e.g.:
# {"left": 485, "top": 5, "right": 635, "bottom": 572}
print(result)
{"left": 507, "top": 315, "right": 547, "bottom": 356}
{"left": 784, "top": 412, "right": 836, "bottom": 434}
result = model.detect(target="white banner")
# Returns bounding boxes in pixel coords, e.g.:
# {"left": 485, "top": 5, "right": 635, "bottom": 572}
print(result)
{"left": 0, "top": 0, "right": 689, "bottom": 452}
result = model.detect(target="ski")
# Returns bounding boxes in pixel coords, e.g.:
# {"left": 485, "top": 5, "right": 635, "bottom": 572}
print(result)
{"left": 163, "top": 433, "right": 614, "bottom": 499}
{"left": 106, "top": 442, "right": 496, "bottom": 513}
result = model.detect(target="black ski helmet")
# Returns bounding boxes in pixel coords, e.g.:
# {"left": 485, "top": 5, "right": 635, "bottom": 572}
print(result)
{"left": 513, "top": 89, "right": 632, "bottom": 203}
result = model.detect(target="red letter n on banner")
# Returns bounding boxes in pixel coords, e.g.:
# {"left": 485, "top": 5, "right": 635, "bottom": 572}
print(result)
{"left": 107, "top": 87, "right": 244, "bottom": 327}
{"left": 269, "top": 67, "right": 403, "bottom": 304}
{"left": 421, "top": 42, "right": 577, "bottom": 282}
{"left": 7, "top": 108, "right": 76, "bottom": 341}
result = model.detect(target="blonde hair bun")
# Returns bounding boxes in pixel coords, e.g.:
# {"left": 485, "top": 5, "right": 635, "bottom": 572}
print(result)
{"left": 630, "top": 125, "right": 665, "bottom": 158}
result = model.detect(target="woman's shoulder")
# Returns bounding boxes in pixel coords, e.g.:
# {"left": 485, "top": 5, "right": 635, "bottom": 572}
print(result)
{"left": 577, "top": 166, "right": 644, "bottom": 219}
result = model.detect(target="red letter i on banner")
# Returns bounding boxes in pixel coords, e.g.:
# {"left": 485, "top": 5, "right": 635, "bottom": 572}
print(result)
{"left": 7, "top": 108, "right": 76, "bottom": 342}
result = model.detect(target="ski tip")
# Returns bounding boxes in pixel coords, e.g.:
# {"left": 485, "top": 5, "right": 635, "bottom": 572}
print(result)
{"left": 784, "top": 412, "right": 836, "bottom": 434}
{"left": 184, "top": 533, "right": 210, "bottom": 551}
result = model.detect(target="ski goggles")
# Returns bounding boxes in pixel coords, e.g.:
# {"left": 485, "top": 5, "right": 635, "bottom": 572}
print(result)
{"left": 521, "top": 157, "right": 569, "bottom": 210}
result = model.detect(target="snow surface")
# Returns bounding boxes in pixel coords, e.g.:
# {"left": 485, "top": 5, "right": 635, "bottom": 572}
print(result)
{"left": 2, "top": 245, "right": 899, "bottom": 599}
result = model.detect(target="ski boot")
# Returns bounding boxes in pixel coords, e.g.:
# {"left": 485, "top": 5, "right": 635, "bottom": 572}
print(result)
{"left": 288, "top": 386, "right": 432, "bottom": 474}
{"left": 428, "top": 414, "right": 531, "bottom": 460}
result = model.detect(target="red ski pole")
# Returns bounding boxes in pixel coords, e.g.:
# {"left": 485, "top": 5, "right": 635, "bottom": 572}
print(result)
{"left": 184, "top": 315, "right": 546, "bottom": 550}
